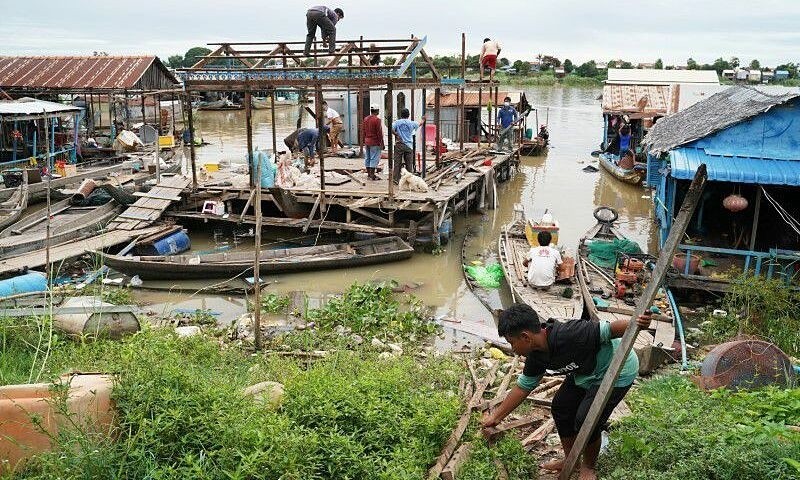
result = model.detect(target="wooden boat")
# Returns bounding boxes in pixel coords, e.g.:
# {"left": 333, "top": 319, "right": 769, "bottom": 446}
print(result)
{"left": 95, "top": 236, "right": 414, "bottom": 280}
{"left": 498, "top": 206, "right": 583, "bottom": 320}
{"left": 198, "top": 99, "right": 243, "bottom": 111}
{"left": 0, "top": 177, "right": 28, "bottom": 231}
{"left": 576, "top": 206, "right": 675, "bottom": 374}
{"left": 598, "top": 153, "right": 645, "bottom": 185}
{"left": 252, "top": 96, "right": 299, "bottom": 109}
{"left": 0, "top": 199, "right": 121, "bottom": 257}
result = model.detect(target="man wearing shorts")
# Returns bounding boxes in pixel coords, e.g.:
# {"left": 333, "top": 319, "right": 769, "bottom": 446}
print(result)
{"left": 322, "top": 101, "right": 343, "bottom": 156}
{"left": 481, "top": 303, "right": 651, "bottom": 480}
{"left": 480, "top": 38, "right": 501, "bottom": 82}
{"left": 362, "top": 104, "right": 384, "bottom": 181}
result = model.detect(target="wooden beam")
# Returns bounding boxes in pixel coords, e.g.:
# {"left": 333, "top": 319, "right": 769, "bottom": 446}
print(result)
{"left": 418, "top": 49, "right": 441, "bottom": 80}
{"left": 559, "top": 164, "right": 708, "bottom": 479}
{"left": 441, "top": 443, "right": 472, "bottom": 480}
{"left": 350, "top": 207, "right": 391, "bottom": 226}
{"left": 325, "top": 42, "right": 356, "bottom": 68}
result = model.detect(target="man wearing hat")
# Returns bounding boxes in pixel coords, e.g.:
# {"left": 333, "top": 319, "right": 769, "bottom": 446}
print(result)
{"left": 362, "top": 104, "right": 384, "bottom": 181}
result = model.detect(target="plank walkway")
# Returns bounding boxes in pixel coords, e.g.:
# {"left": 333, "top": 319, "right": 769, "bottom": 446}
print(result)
{"left": 108, "top": 175, "right": 190, "bottom": 231}
{"left": 0, "top": 226, "right": 163, "bottom": 276}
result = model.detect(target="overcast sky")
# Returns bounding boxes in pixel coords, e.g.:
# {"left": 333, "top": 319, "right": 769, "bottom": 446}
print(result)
{"left": 2, "top": 0, "right": 798, "bottom": 67}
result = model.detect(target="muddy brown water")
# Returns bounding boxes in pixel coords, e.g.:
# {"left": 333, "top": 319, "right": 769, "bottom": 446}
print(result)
{"left": 132, "top": 86, "right": 657, "bottom": 335}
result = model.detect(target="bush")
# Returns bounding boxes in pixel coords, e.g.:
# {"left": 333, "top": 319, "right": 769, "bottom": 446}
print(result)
{"left": 702, "top": 276, "right": 800, "bottom": 356}
{"left": 599, "top": 375, "right": 800, "bottom": 479}
{"left": 17, "top": 330, "right": 465, "bottom": 479}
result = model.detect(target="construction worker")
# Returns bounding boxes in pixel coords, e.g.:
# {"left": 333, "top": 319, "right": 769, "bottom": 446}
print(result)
{"left": 304, "top": 6, "right": 344, "bottom": 56}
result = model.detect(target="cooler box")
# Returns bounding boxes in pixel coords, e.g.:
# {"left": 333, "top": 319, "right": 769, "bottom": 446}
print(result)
{"left": 158, "top": 135, "right": 175, "bottom": 150}
{"left": 525, "top": 220, "right": 560, "bottom": 247}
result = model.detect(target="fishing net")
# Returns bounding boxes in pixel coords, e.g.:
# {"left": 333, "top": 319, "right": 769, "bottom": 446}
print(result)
{"left": 464, "top": 263, "right": 505, "bottom": 289}
{"left": 587, "top": 239, "right": 641, "bottom": 268}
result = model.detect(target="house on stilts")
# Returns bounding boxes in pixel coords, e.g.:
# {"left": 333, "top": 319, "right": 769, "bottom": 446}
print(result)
{"left": 643, "top": 85, "right": 800, "bottom": 292}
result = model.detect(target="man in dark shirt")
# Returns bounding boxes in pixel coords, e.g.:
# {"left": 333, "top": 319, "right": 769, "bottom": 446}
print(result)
{"left": 297, "top": 126, "right": 328, "bottom": 168}
{"left": 304, "top": 6, "right": 344, "bottom": 56}
{"left": 284, "top": 127, "right": 308, "bottom": 154}
{"left": 481, "top": 303, "right": 651, "bottom": 480}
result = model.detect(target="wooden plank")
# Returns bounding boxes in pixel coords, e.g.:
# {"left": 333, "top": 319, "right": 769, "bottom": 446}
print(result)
{"left": 559, "top": 164, "right": 707, "bottom": 479}
{"left": 441, "top": 443, "right": 472, "bottom": 480}
{"left": 350, "top": 207, "right": 391, "bottom": 226}
{"left": 132, "top": 191, "right": 183, "bottom": 201}
{"left": 522, "top": 419, "right": 555, "bottom": 451}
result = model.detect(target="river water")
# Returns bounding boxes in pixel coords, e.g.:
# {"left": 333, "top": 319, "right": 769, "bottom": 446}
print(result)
{"left": 133, "top": 86, "right": 657, "bottom": 328}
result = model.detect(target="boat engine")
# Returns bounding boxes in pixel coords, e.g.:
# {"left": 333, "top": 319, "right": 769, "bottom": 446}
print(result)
{"left": 614, "top": 256, "right": 645, "bottom": 299}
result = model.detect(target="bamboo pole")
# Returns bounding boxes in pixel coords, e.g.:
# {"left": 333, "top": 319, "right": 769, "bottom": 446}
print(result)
{"left": 434, "top": 87, "right": 441, "bottom": 166}
{"left": 559, "top": 164, "right": 708, "bottom": 479}
{"left": 314, "top": 84, "right": 326, "bottom": 191}
{"left": 387, "top": 82, "right": 394, "bottom": 197}
{"left": 245, "top": 90, "right": 263, "bottom": 351}
{"left": 270, "top": 89, "right": 277, "bottom": 154}
{"left": 421, "top": 87, "right": 427, "bottom": 178}
{"left": 43, "top": 114, "right": 51, "bottom": 287}
{"left": 185, "top": 92, "right": 197, "bottom": 188}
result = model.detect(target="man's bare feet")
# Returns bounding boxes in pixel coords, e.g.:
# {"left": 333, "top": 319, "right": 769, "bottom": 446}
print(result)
{"left": 579, "top": 466, "right": 597, "bottom": 480}
{"left": 540, "top": 458, "right": 564, "bottom": 471}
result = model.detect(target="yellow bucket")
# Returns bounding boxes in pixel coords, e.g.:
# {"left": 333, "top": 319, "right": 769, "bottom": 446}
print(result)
{"left": 158, "top": 135, "right": 175, "bottom": 150}
{"left": 525, "top": 221, "right": 559, "bottom": 246}
{"left": 204, "top": 163, "right": 220, "bottom": 172}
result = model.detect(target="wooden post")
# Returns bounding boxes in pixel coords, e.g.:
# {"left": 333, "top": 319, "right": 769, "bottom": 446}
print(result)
{"left": 314, "top": 84, "right": 326, "bottom": 191}
{"left": 253, "top": 155, "right": 263, "bottom": 351}
{"left": 387, "top": 82, "right": 394, "bottom": 198}
{"left": 156, "top": 93, "right": 162, "bottom": 135}
{"left": 357, "top": 88, "right": 364, "bottom": 156}
{"left": 461, "top": 32, "right": 466, "bottom": 151}
{"left": 246, "top": 88, "right": 254, "bottom": 188}
{"left": 123, "top": 90, "right": 130, "bottom": 129}
{"left": 477, "top": 85, "right": 482, "bottom": 148}
{"left": 270, "top": 89, "right": 277, "bottom": 154}
{"left": 411, "top": 85, "right": 416, "bottom": 172}
{"left": 494, "top": 86, "right": 500, "bottom": 148}
{"left": 434, "top": 87, "right": 441, "bottom": 166}
{"left": 186, "top": 92, "right": 197, "bottom": 189}
{"left": 749, "top": 186, "right": 762, "bottom": 251}
{"left": 559, "top": 164, "right": 708, "bottom": 480}
{"left": 421, "top": 87, "right": 427, "bottom": 178}
{"left": 140, "top": 93, "right": 146, "bottom": 128}
{"left": 43, "top": 114, "right": 51, "bottom": 287}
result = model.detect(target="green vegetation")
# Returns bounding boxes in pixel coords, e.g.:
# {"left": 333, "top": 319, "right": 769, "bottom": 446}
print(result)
{"left": 702, "top": 276, "right": 800, "bottom": 356}
{"left": 259, "top": 292, "right": 291, "bottom": 314}
{"left": 459, "top": 435, "right": 538, "bottom": 480}
{"left": 599, "top": 375, "right": 800, "bottom": 480}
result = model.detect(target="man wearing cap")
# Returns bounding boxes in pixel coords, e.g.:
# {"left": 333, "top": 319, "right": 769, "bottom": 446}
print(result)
{"left": 304, "top": 6, "right": 344, "bottom": 56}
{"left": 362, "top": 104, "right": 384, "bottom": 181}
{"left": 391, "top": 108, "right": 426, "bottom": 185}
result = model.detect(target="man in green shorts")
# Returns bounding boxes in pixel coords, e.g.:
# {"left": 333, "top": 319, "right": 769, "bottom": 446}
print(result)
{"left": 481, "top": 303, "right": 651, "bottom": 480}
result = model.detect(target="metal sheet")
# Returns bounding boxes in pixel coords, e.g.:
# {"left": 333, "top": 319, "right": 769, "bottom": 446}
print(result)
{"left": 0, "top": 98, "right": 81, "bottom": 118}
{"left": 671, "top": 147, "right": 800, "bottom": 186}
{"left": 606, "top": 68, "right": 720, "bottom": 85}
{"left": 0, "top": 56, "right": 180, "bottom": 91}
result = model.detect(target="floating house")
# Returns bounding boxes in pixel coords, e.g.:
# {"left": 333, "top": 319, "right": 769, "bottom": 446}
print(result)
{"left": 600, "top": 69, "right": 722, "bottom": 155}
{"left": 643, "top": 86, "right": 800, "bottom": 291}
{"left": 0, "top": 98, "right": 82, "bottom": 170}
{"left": 426, "top": 90, "right": 530, "bottom": 143}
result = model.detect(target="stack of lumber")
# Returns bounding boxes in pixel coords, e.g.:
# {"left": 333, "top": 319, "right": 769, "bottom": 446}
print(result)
{"left": 424, "top": 148, "right": 495, "bottom": 191}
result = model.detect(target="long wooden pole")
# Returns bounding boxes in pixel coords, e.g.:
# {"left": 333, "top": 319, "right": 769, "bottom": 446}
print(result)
{"left": 461, "top": 32, "right": 466, "bottom": 151}
{"left": 434, "top": 87, "right": 441, "bottom": 166}
{"left": 421, "top": 87, "right": 427, "bottom": 178}
{"left": 387, "top": 82, "right": 394, "bottom": 197}
{"left": 314, "top": 84, "right": 325, "bottom": 191}
{"left": 245, "top": 90, "right": 262, "bottom": 351}
{"left": 43, "top": 114, "right": 51, "bottom": 287}
{"left": 270, "top": 89, "right": 277, "bottom": 154}
{"left": 185, "top": 92, "right": 197, "bottom": 188}
{"left": 559, "top": 164, "right": 708, "bottom": 479}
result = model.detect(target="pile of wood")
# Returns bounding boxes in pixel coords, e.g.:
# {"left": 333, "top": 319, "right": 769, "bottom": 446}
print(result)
{"left": 427, "top": 357, "right": 565, "bottom": 479}
{"left": 425, "top": 148, "right": 495, "bottom": 191}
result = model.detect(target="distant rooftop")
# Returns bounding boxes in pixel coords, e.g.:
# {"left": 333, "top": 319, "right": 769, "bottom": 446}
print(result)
{"left": 606, "top": 68, "right": 720, "bottom": 86}
{"left": 0, "top": 97, "right": 81, "bottom": 121}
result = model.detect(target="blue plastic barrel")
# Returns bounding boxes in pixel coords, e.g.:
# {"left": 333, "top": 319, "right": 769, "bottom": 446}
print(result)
{"left": 152, "top": 230, "right": 191, "bottom": 255}
{"left": 0, "top": 272, "right": 47, "bottom": 297}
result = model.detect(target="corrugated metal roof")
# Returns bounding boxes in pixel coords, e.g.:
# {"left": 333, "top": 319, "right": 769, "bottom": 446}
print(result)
{"left": 427, "top": 91, "right": 522, "bottom": 107}
{"left": 671, "top": 147, "right": 800, "bottom": 186}
{"left": 643, "top": 86, "right": 800, "bottom": 154}
{"left": 606, "top": 68, "right": 720, "bottom": 85}
{"left": 0, "top": 56, "right": 180, "bottom": 91}
{"left": 0, "top": 97, "right": 81, "bottom": 119}
{"left": 602, "top": 84, "right": 670, "bottom": 114}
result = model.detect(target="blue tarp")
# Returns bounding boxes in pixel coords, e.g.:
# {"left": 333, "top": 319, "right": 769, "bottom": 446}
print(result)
{"left": 670, "top": 147, "right": 800, "bottom": 186}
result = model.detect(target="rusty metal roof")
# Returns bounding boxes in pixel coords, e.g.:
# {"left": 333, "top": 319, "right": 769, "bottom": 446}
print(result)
{"left": 0, "top": 56, "right": 180, "bottom": 91}
{"left": 602, "top": 84, "right": 670, "bottom": 115}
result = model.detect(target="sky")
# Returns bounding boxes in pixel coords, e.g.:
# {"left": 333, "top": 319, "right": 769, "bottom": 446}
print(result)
{"left": 1, "top": 0, "right": 799, "bottom": 67}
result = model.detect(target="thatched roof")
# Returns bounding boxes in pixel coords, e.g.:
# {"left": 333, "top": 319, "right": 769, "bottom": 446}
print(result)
{"left": 642, "top": 86, "right": 800, "bottom": 155}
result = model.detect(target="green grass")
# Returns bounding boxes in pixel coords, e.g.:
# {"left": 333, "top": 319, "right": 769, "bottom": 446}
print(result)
{"left": 599, "top": 375, "right": 800, "bottom": 479}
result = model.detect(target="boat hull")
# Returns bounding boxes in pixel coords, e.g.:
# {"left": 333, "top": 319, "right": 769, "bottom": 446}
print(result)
{"left": 598, "top": 154, "right": 645, "bottom": 185}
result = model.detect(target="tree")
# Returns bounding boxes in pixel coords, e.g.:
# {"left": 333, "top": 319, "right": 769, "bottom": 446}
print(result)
{"left": 711, "top": 57, "right": 731, "bottom": 74}
{"left": 383, "top": 57, "right": 397, "bottom": 66}
{"left": 654, "top": 58, "right": 663, "bottom": 69}
{"left": 540, "top": 55, "right": 561, "bottom": 70}
{"left": 183, "top": 47, "right": 212, "bottom": 67}
{"left": 620, "top": 61, "right": 633, "bottom": 69}
{"left": 167, "top": 55, "right": 184, "bottom": 68}
{"left": 512, "top": 60, "right": 531, "bottom": 75}
{"left": 607, "top": 60, "right": 617, "bottom": 69}
{"left": 500, "top": 57, "right": 510, "bottom": 67}
{"left": 729, "top": 57, "right": 740, "bottom": 69}
{"left": 575, "top": 60, "right": 598, "bottom": 78}
{"left": 686, "top": 58, "right": 699, "bottom": 70}
{"left": 749, "top": 59, "right": 761, "bottom": 70}
{"left": 563, "top": 59, "right": 574, "bottom": 74}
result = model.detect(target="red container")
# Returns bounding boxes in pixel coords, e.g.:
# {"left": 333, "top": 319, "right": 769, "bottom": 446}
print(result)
{"left": 672, "top": 253, "right": 701, "bottom": 274}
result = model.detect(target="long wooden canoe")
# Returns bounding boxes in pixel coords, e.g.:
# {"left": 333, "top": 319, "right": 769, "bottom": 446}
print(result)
{"left": 0, "top": 179, "right": 28, "bottom": 232}
{"left": 96, "top": 236, "right": 414, "bottom": 280}
{"left": 0, "top": 199, "right": 121, "bottom": 257}
{"left": 498, "top": 216, "right": 583, "bottom": 321}
{"left": 598, "top": 153, "right": 645, "bottom": 186}
{"left": 576, "top": 206, "right": 675, "bottom": 374}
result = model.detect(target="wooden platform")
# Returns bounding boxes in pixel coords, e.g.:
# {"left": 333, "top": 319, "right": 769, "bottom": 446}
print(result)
{"left": 108, "top": 175, "right": 190, "bottom": 231}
